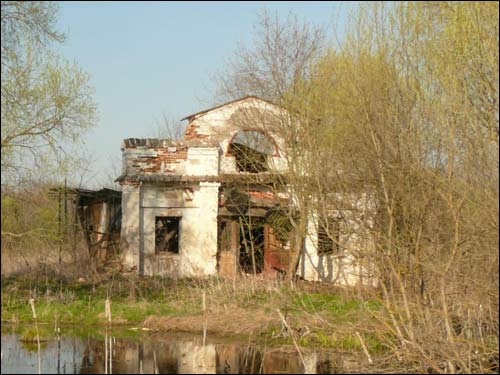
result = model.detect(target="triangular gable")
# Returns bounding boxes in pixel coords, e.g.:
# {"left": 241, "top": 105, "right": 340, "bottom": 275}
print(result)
{"left": 181, "top": 96, "right": 279, "bottom": 122}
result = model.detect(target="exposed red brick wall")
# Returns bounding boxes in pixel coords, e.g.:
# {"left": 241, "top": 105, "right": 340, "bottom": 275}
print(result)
{"left": 263, "top": 224, "right": 289, "bottom": 275}
{"left": 184, "top": 124, "right": 209, "bottom": 140}
{"left": 128, "top": 146, "right": 188, "bottom": 174}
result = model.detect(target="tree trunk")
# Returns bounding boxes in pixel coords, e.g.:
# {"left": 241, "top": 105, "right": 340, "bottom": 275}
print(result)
{"left": 286, "top": 205, "right": 308, "bottom": 284}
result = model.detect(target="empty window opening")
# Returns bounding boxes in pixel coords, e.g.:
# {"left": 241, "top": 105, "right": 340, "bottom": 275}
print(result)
{"left": 155, "top": 216, "right": 180, "bottom": 254}
{"left": 228, "top": 130, "right": 275, "bottom": 173}
{"left": 317, "top": 217, "right": 340, "bottom": 255}
{"left": 238, "top": 218, "right": 265, "bottom": 274}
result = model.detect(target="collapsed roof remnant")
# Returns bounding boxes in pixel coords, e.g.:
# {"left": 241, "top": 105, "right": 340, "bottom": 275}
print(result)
{"left": 49, "top": 187, "right": 122, "bottom": 262}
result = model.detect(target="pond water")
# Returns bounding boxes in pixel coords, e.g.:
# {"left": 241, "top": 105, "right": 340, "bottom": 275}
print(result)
{"left": 1, "top": 324, "right": 361, "bottom": 374}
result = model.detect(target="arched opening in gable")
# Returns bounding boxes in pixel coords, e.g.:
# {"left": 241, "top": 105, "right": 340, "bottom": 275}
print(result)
{"left": 228, "top": 130, "right": 276, "bottom": 173}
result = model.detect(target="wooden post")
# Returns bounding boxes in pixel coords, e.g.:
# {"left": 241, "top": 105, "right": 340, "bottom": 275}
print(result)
{"left": 104, "top": 326, "right": 108, "bottom": 374}
{"left": 29, "top": 299, "right": 41, "bottom": 375}
{"left": 64, "top": 178, "right": 68, "bottom": 241}
{"left": 276, "top": 308, "right": 306, "bottom": 369}
{"left": 63, "top": 179, "right": 68, "bottom": 266}
{"left": 105, "top": 298, "right": 112, "bottom": 325}
{"left": 202, "top": 290, "right": 207, "bottom": 347}
{"left": 231, "top": 220, "right": 239, "bottom": 276}
{"left": 58, "top": 189, "right": 62, "bottom": 269}
{"left": 73, "top": 195, "right": 79, "bottom": 261}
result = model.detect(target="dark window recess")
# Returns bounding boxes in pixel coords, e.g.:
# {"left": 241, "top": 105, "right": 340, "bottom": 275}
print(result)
{"left": 317, "top": 217, "right": 340, "bottom": 255}
{"left": 229, "top": 142, "right": 269, "bottom": 173}
{"left": 228, "top": 130, "right": 274, "bottom": 173}
{"left": 155, "top": 216, "right": 180, "bottom": 254}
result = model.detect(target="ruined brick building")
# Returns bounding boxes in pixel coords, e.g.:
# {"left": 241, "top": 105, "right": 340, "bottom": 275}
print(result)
{"left": 117, "top": 96, "right": 373, "bottom": 284}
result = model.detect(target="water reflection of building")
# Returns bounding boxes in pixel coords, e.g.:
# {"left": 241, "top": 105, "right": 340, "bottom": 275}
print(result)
{"left": 80, "top": 336, "right": 324, "bottom": 374}
{"left": 82, "top": 336, "right": 218, "bottom": 374}
{"left": 2, "top": 329, "right": 357, "bottom": 374}
{"left": 216, "top": 346, "right": 306, "bottom": 374}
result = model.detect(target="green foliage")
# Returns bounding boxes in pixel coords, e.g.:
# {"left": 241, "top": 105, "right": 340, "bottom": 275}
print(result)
{"left": 1, "top": 276, "right": 205, "bottom": 325}
{"left": 289, "top": 292, "right": 380, "bottom": 319}
{"left": 296, "top": 3, "right": 499, "bottom": 371}
{"left": 1, "top": 185, "right": 65, "bottom": 250}
{"left": 1, "top": 1, "right": 97, "bottom": 184}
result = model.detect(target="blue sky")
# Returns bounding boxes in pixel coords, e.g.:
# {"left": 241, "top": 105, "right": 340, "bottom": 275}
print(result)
{"left": 55, "top": 1, "right": 354, "bottom": 187}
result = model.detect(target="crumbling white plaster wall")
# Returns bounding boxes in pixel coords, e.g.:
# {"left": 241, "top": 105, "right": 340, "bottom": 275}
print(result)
{"left": 140, "top": 182, "right": 220, "bottom": 277}
{"left": 186, "top": 97, "right": 288, "bottom": 174}
{"left": 185, "top": 148, "right": 219, "bottom": 176}
{"left": 298, "top": 210, "right": 377, "bottom": 286}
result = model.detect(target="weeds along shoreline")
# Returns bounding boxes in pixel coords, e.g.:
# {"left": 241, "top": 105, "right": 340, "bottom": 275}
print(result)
{"left": 1, "top": 273, "right": 383, "bottom": 352}
{"left": 2, "top": 272, "right": 498, "bottom": 373}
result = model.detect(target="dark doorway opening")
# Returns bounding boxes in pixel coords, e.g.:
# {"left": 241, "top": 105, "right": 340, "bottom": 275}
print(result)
{"left": 238, "top": 218, "right": 265, "bottom": 274}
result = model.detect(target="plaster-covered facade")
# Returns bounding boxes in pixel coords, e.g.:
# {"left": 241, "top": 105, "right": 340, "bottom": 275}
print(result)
{"left": 117, "top": 96, "right": 374, "bottom": 285}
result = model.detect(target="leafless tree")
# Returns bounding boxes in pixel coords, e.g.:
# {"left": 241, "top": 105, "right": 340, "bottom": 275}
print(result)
{"left": 216, "top": 3, "right": 499, "bottom": 372}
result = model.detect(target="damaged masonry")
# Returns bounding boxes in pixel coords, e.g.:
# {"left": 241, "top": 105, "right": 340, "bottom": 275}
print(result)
{"left": 116, "top": 96, "right": 375, "bottom": 285}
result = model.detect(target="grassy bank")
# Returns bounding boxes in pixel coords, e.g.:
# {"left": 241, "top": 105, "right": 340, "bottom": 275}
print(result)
{"left": 1, "top": 274, "right": 384, "bottom": 354}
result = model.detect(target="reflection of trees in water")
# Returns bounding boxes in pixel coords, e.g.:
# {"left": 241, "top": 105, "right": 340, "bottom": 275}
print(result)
{"left": 81, "top": 338, "right": 203, "bottom": 374}
{"left": 316, "top": 359, "right": 334, "bottom": 374}
{"left": 80, "top": 344, "right": 93, "bottom": 373}
{"left": 80, "top": 339, "right": 149, "bottom": 374}
{"left": 3, "top": 331, "right": 347, "bottom": 374}
{"left": 241, "top": 346, "right": 264, "bottom": 374}
{"left": 76, "top": 335, "right": 342, "bottom": 374}
{"left": 216, "top": 345, "right": 263, "bottom": 374}
{"left": 20, "top": 340, "right": 48, "bottom": 353}
{"left": 79, "top": 339, "right": 100, "bottom": 374}
{"left": 262, "top": 350, "right": 304, "bottom": 374}
{"left": 1, "top": 333, "right": 87, "bottom": 374}
{"left": 215, "top": 345, "right": 321, "bottom": 374}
